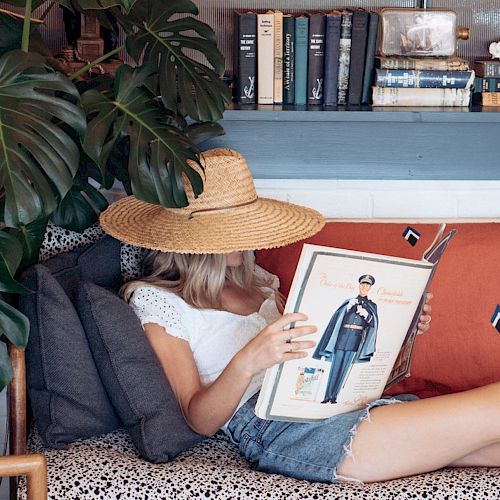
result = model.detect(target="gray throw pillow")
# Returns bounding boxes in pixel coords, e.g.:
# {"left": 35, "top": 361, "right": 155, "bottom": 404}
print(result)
{"left": 20, "top": 265, "right": 120, "bottom": 448}
{"left": 76, "top": 281, "right": 205, "bottom": 462}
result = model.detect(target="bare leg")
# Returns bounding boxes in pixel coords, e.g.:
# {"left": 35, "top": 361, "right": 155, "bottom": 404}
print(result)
{"left": 337, "top": 382, "right": 500, "bottom": 482}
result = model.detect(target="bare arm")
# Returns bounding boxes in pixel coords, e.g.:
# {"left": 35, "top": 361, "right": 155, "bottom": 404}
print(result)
{"left": 144, "top": 312, "right": 317, "bottom": 436}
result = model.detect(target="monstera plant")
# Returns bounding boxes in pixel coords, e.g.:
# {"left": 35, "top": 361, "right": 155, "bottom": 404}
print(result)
{"left": 0, "top": 0, "right": 231, "bottom": 388}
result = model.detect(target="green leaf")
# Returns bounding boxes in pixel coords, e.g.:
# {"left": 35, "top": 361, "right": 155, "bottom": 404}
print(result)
{"left": 186, "top": 122, "right": 225, "bottom": 146}
{"left": 0, "top": 342, "right": 13, "bottom": 392}
{"left": 0, "top": 50, "right": 86, "bottom": 228}
{"left": 0, "top": 231, "right": 31, "bottom": 294}
{"left": 0, "top": 299, "right": 29, "bottom": 348}
{"left": 78, "top": 0, "right": 137, "bottom": 13}
{"left": 82, "top": 63, "right": 204, "bottom": 208}
{"left": 51, "top": 171, "right": 109, "bottom": 233}
{"left": 10, "top": 216, "right": 48, "bottom": 267}
{"left": 124, "top": 0, "right": 231, "bottom": 122}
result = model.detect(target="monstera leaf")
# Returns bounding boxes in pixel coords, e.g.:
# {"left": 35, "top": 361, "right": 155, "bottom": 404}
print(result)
{"left": 124, "top": 0, "right": 231, "bottom": 122}
{"left": 82, "top": 63, "right": 203, "bottom": 208}
{"left": 0, "top": 50, "right": 86, "bottom": 228}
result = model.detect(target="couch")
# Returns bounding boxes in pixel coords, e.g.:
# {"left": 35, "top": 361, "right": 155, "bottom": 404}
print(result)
{"left": 11, "top": 221, "right": 500, "bottom": 499}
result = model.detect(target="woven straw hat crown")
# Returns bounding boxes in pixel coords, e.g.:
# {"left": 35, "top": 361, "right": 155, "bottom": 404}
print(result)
{"left": 100, "top": 148, "right": 325, "bottom": 254}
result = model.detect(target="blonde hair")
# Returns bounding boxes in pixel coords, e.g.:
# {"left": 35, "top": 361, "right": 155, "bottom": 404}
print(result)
{"left": 121, "top": 250, "right": 283, "bottom": 311}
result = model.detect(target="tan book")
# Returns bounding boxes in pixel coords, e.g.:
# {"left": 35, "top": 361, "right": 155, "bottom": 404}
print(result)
{"left": 372, "top": 87, "right": 471, "bottom": 107}
{"left": 257, "top": 12, "right": 275, "bottom": 104}
{"left": 479, "top": 92, "right": 500, "bottom": 106}
{"left": 273, "top": 10, "right": 284, "bottom": 104}
{"left": 378, "top": 57, "right": 470, "bottom": 72}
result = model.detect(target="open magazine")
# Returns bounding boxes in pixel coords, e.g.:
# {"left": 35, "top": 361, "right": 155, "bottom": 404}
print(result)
{"left": 255, "top": 225, "right": 456, "bottom": 422}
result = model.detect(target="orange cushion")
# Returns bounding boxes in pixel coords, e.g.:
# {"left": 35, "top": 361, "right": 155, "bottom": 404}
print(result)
{"left": 255, "top": 222, "right": 500, "bottom": 398}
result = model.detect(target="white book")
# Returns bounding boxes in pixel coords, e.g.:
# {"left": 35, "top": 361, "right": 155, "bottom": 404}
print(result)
{"left": 273, "top": 11, "right": 284, "bottom": 104}
{"left": 256, "top": 227, "right": 456, "bottom": 422}
{"left": 372, "top": 87, "right": 471, "bottom": 106}
{"left": 257, "top": 13, "right": 275, "bottom": 104}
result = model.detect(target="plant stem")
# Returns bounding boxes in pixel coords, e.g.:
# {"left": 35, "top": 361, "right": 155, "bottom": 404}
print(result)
{"left": 21, "top": 0, "right": 33, "bottom": 52}
{"left": 70, "top": 45, "right": 124, "bottom": 80}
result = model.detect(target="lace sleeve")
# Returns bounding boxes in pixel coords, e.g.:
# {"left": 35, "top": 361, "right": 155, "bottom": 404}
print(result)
{"left": 255, "top": 264, "right": 280, "bottom": 291}
{"left": 129, "top": 287, "right": 190, "bottom": 342}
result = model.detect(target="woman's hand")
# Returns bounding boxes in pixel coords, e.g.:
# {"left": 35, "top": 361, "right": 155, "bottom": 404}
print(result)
{"left": 235, "top": 312, "right": 317, "bottom": 378}
{"left": 417, "top": 292, "right": 433, "bottom": 335}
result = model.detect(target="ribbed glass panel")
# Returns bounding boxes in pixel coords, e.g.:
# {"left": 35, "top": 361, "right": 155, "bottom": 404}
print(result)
{"left": 193, "top": 0, "right": 500, "bottom": 71}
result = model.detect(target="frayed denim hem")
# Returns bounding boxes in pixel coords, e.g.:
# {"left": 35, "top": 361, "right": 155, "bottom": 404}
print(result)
{"left": 331, "top": 397, "right": 405, "bottom": 484}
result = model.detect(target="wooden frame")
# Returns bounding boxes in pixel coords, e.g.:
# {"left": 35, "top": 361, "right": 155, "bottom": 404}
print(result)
{"left": 4, "top": 345, "right": 47, "bottom": 499}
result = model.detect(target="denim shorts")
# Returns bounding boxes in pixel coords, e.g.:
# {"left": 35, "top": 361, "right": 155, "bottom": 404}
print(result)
{"left": 226, "top": 392, "right": 418, "bottom": 483}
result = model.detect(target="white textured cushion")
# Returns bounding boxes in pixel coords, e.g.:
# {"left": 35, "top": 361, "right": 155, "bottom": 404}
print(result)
{"left": 20, "top": 427, "right": 500, "bottom": 499}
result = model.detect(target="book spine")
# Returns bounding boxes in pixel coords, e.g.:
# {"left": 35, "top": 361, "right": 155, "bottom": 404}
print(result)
{"left": 337, "top": 12, "right": 353, "bottom": 105}
{"left": 273, "top": 11, "right": 284, "bottom": 104}
{"left": 307, "top": 13, "right": 326, "bottom": 105}
{"left": 294, "top": 17, "right": 309, "bottom": 105}
{"left": 323, "top": 13, "right": 342, "bottom": 106}
{"left": 372, "top": 87, "right": 471, "bottom": 106}
{"left": 347, "top": 10, "right": 370, "bottom": 105}
{"left": 376, "top": 70, "right": 475, "bottom": 89}
{"left": 283, "top": 16, "right": 296, "bottom": 105}
{"left": 474, "top": 61, "right": 500, "bottom": 78}
{"left": 361, "top": 12, "right": 379, "bottom": 104}
{"left": 474, "top": 77, "right": 500, "bottom": 93}
{"left": 257, "top": 13, "right": 275, "bottom": 104}
{"left": 236, "top": 12, "right": 257, "bottom": 104}
{"left": 379, "top": 57, "right": 470, "bottom": 71}
{"left": 479, "top": 92, "right": 500, "bottom": 106}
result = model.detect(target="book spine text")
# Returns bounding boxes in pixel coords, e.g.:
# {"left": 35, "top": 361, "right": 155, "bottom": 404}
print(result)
{"left": 236, "top": 12, "right": 257, "bottom": 104}
{"left": 294, "top": 17, "right": 309, "bottom": 105}
{"left": 376, "top": 69, "right": 475, "bottom": 89}
{"left": 307, "top": 13, "right": 326, "bottom": 105}
{"left": 273, "top": 11, "right": 284, "bottom": 104}
{"left": 337, "top": 12, "right": 353, "bottom": 105}
{"left": 323, "top": 12, "right": 342, "bottom": 106}
{"left": 257, "top": 13, "right": 275, "bottom": 104}
{"left": 347, "top": 10, "right": 370, "bottom": 105}
{"left": 372, "top": 87, "right": 471, "bottom": 106}
{"left": 283, "top": 15, "right": 296, "bottom": 105}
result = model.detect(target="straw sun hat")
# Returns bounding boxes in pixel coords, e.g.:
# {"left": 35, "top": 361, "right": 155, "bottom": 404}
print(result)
{"left": 100, "top": 148, "right": 325, "bottom": 254}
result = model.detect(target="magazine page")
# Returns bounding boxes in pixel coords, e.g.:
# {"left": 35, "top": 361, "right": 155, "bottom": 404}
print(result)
{"left": 385, "top": 229, "right": 457, "bottom": 389}
{"left": 256, "top": 244, "right": 433, "bottom": 422}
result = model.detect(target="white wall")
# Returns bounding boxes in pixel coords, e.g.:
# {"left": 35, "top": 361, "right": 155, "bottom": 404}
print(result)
{"left": 255, "top": 179, "right": 500, "bottom": 220}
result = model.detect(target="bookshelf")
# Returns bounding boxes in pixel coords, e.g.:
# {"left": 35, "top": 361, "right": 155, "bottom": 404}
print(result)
{"left": 196, "top": 1, "right": 500, "bottom": 180}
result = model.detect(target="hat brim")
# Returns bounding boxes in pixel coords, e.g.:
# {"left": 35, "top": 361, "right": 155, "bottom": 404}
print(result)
{"left": 100, "top": 196, "right": 325, "bottom": 254}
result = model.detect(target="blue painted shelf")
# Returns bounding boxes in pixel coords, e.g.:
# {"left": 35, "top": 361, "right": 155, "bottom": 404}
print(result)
{"left": 203, "top": 105, "right": 500, "bottom": 180}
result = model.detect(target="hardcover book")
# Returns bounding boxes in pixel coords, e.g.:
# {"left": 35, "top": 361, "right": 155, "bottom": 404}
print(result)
{"left": 337, "top": 11, "right": 353, "bottom": 105}
{"left": 474, "top": 60, "right": 500, "bottom": 78}
{"left": 375, "top": 69, "right": 475, "bottom": 89}
{"left": 235, "top": 12, "right": 257, "bottom": 104}
{"left": 294, "top": 16, "right": 309, "bottom": 105}
{"left": 361, "top": 12, "right": 380, "bottom": 104}
{"left": 372, "top": 87, "right": 471, "bottom": 107}
{"left": 256, "top": 227, "right": 456, "bottom": 422}
{"left": 474, "top": 77, "right": 500, "bottom": 93}
{"left": 477, "top": 92, "right": 500, "bottom": 106}
{"left": 257, "top": 12, "right": 275, "bottom": 104}
{"left": 347, "top": 10, "right": 370, "bottom": 105}
{"left": 378, "top": 57, "right": 469, "bottom": 72}
{"left": 307, "top": 13, "right": 326, "bottom": 105}
{"left": 273, "top": 11, "right": 284, "bottom": 104}
{"left": 323, "top": 11, "right": 342, "bottom": 106}
{"left": 283, "top": 15, "right": 296, "bottom": 105}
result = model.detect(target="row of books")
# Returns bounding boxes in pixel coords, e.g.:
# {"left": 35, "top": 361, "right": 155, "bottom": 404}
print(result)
{"left": 235, "top": 10, "right": 379, "bottom": 106}
{"left": 473, "top": 60, "right": 500, "bottom": 107}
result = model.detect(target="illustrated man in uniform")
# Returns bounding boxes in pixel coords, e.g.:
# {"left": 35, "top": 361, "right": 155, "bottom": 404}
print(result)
{"left": 312, "top": 275, "right": 378, "bottom": 404}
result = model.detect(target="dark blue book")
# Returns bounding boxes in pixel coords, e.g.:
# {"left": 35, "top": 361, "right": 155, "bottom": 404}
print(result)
{"left": 376, "top": 69, "right": 475, "bottom": 89}
{"left": 294, "top": 16, "right": 309, "bottom": 105}
{"left": 283, "top": 15, "right": 295, "bottom": 104}
{"left": 235, "top": 12, "right": 257, "bottom": 104}
{"left": 323, "top": 11, "right": 342, "bottom": 106}
{"left": 347, "top": 10, "right": 369, "bottom": 105}
{"left": 361, "top": 12, "right": 379, "bottom": 104}
{"left": 474, "top": 76, "right": 500, "bottom": 93}
{"left": 337, "top": 11, "right": 352, "bottom": 105}
{"left": 307, "top": 13, "right": 326, "bottom": 105}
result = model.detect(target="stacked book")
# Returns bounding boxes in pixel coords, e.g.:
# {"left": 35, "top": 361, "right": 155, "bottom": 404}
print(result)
{"left": 235, "top": 9, "right": 380, "bottom": 106}
{"left": 371, "top": 56, "right": 474, "bottom": 107}
{"left": 473, "top": 60, "right": 500, "bottom": 107}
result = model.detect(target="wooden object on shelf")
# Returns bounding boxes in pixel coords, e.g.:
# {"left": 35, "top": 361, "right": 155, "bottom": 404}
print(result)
{"left": 77, "top": 11, "right": 104, "bottom": 61}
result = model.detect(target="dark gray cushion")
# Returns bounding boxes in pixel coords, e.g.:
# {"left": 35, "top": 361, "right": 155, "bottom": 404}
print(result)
{"left": 20, "top": 265, "right": 120, "bottom": 448}
{"left": 76, "top": 281, "right": 205, "bottom": 462}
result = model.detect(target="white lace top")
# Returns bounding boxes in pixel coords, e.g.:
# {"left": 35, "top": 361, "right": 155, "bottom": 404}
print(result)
{"left": 129, "top": 266, "right": 282, "bottom": 428}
